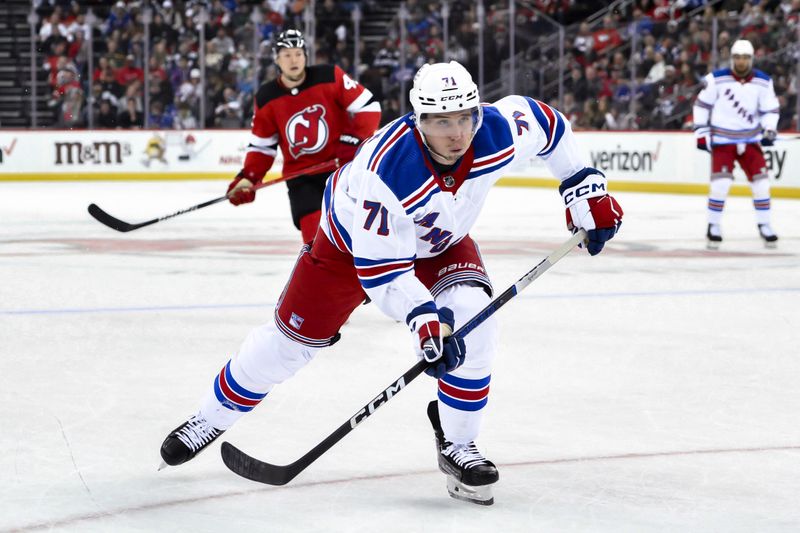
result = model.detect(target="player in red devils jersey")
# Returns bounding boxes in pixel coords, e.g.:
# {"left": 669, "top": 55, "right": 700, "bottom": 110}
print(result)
{"left": 227, "top": 29, "right": 382, "bottom": 242}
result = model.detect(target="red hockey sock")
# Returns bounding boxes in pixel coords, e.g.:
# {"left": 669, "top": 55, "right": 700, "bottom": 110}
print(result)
{"left": 299, "top": 211, "right": 322, "bottom": 243}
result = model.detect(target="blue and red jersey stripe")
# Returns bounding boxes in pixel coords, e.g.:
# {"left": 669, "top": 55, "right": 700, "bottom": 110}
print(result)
{"left": 354, "top": 255, "right": 415, "bottom": 289}
{"left": 525, "top": 97, "right": 565, "bottom": 157}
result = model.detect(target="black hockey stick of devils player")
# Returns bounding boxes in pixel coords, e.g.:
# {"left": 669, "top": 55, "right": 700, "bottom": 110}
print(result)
{"left": 87, "top": 159, "right": 340, "bottom": 232}
{"left": 220, "top": 229, "right": 588, "bottom": 486}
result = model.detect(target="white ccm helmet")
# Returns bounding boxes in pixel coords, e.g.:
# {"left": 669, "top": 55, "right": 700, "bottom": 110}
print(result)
{"left": 409, "top": 61, "right": 483, "bottom": 136}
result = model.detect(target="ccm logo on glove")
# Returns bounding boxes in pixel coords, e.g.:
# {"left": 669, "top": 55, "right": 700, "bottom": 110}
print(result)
{"left": 560, "top": 167, "right": 623, "bottom": 256}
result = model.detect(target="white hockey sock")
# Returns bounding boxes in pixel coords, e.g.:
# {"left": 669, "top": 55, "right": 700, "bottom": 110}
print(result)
{"left": 750, "top": 178, "right": 771, "bottom": 225}
{"left": 437, "top": 368, "right": 492, "bottom": 444}
{"left": 707, "top": 178, "right": 733, "bottom": 225}
{"left": 200, "top": 357, "right": 274, "bottom": 430}
{"left": 200, "top": 319, "right": 319, "bottom": 430}
{"left": 434, "top": 285, "right": 498, "bottom": 445}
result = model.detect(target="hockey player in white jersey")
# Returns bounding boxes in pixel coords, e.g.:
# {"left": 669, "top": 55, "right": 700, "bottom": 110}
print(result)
{"left": 160, "top": 61, "right": 623, "bottom": 505}
{"left": 693, "top": 39, "right": 780, "bottom": 249}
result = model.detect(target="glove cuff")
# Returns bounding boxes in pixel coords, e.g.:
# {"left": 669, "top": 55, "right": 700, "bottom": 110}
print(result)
{"left": 559, "top": 168, "right": 607, "bottom": 209}
{"left": 339, "top": 134, "right": 361, "bottom": 146}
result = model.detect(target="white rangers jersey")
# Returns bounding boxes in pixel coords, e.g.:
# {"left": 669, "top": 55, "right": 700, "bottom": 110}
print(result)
{"left": 319, "top": 95, "right": 586, "bottom": 322}
{"left": 693, "top": 68, "right": 780, "bottom": 145}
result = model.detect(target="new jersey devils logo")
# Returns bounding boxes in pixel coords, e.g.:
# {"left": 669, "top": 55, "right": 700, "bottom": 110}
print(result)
{"left": 285, "top": 104, "right": 329, "bottom": 158}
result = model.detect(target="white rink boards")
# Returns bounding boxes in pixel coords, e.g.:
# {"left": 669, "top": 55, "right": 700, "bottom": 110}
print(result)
{"left": 1, "top": 180, "right": 799, "bottom": 532}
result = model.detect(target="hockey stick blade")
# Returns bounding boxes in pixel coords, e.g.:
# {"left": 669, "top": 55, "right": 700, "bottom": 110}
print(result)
{"left": 87, "top": 159, "right": 340, "bottom": 233}
{"left": 88, "top": 202, "right": 158, "bottom": 232}
{"left": 88, "top": 195, "right": 229, "bottom": 232}
{"left": 220, "top": 358, "right": 428, "bottom": 485}
{"left": 220, "top": 441, "right": 295, "bottom": 486}
{"left": 220, "top": 229, "right": 587, "bottom": 486}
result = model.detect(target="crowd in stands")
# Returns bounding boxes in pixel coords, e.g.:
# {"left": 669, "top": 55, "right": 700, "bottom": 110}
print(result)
{"left": 552, "top": 0, "right": 800, "bottom": 131}
{"left": 34, "top": 0, "right": 800, "bottom": 131}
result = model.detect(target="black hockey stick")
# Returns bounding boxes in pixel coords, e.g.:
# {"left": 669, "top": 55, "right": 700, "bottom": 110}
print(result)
{"left": 87, "top": 159, "right": 340, "bottom": 232}
{"left": 220, "top": 229, "right": 588, "bottom": 486}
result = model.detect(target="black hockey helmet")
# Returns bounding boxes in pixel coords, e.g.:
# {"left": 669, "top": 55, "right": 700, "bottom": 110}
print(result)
{"left": 272, "top": 29, "right": 306, "bottom": 59}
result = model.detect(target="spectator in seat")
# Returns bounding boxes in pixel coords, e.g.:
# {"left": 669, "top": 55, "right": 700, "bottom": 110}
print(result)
{"left": 96, "top": 98, "right": 119, "bottom": 129}
{"left": 118, "top": 97, "right": 144, "bottom": 128}
{"left": 116, "top": 54, "right": 144, "bottom": 86}
{"left": 592, "top": 15, "right": 623, "bottom": 55}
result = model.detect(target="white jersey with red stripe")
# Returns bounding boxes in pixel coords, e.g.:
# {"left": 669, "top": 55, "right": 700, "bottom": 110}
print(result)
{"left": 693, "top": 68, "right": 779, "bottom": 145}
{"left": 319, "top": 95, "right": 586, "bottom": 322}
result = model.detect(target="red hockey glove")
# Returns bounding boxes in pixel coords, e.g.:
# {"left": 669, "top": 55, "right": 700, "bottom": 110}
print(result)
{"left": 335, "top": 134, "right": 362, "bottom": 164}
{"left": 407, "top": 302, "right": 466, "bottom": 379}
{"left": 559, "top": 168, "right": 623, "bottom": 256}
{"left": 227, "top": 174, "right": 256, "bottom": 206}
{"left": 695, "top": 126, "right": 711, "bottom": 152}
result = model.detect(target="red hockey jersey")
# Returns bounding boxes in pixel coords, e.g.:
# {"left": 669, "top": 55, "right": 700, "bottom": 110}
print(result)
{"left": 241, "top": 64, "right": 381, "bottom": 181}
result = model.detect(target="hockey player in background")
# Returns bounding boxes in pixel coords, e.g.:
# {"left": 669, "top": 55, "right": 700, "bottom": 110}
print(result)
{"left": 227, "top": 29, "right": 381, "bottom": 242}
{"left": 161, "top": 61, "right": 623, "bottom": 505}
{"left": 693, "top": 38, "right": 780, "bottom": 250}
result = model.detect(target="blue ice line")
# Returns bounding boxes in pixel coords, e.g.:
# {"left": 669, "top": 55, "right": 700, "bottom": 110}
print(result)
{"left": 2, "top": 287, "right": 798, "bottom": 316}
{"left": 521, "top": 286, "right": 800, "bottom": 300}
{"left": 1, "top": 302, "right": 274, "bottom": 316}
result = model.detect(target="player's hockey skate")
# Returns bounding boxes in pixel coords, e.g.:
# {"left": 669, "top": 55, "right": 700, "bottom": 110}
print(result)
{"left": 758, "top": 224, "right": 778, "bottom": 248}
{"left": 160, "top": 412, "right": 225, "bottom": 468}
{"left": 427, "top": 400, "right": 498, "bottom": 506}
{"left": 706, "top": 223, "right": 722, "bottom": 250}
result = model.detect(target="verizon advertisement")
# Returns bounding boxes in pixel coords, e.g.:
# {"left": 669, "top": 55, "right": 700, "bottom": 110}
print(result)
{"left": 0, "top": 130, "right": 797, "bottom": 196}
{"left": 508, "top": 131, "right": 799, "bottom": 196}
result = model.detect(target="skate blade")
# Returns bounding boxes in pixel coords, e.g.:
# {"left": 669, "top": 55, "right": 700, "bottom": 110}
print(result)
{"left": 158, "top": 460, "right": 169, "bottom": 471}
{"left": 706, "top": 240, "right": 721, "bottom": 251}
{"left": 446, "top": 476, "right": 494, "bottom": 506}
{"left": 763, "top": 241, "right": 777, "bottom": 249}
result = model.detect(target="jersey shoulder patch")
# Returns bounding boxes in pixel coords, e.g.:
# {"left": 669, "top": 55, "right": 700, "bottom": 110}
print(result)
{"left": 752, "top": 69, "right": 771, "bottom": 82}
{"left": 304, "top": 64, "right": 337, "bottom": 86}
{"left": 712, "top": 67, "right": 733, "bottom": 79}
{"left": 255, "top": 80, "right": 284, "bottom": 108}
{"left": 473, "top": 105, "right": 513, "bottom": 156}
{"left": 254, "top": 65, "right": 337, "bottom": 108}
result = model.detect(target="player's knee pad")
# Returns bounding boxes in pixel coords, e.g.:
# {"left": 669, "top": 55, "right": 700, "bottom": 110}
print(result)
{"left": 435, "top": 284, "right": 498, "bottom": 371}
{"left": 235, "top": 318, "right": 320, "bottom": 386}
{"left": 750, "top": 176, "right": 770, "bottom": 197}
{"left": 709, "top": 177, "right": 733, "bottom": 200}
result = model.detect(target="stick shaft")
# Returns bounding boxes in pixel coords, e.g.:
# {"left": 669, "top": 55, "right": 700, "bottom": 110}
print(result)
{"left": 220, "top": 229, "right": 587, "bottom": 485}
{"left": 87, "top": 159, "right": 341, "bottom": 232}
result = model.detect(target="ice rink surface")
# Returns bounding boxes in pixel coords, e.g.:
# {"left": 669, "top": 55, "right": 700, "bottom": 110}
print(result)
{"left": 1, "top": 180, "right": 799, "bottom": 532}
